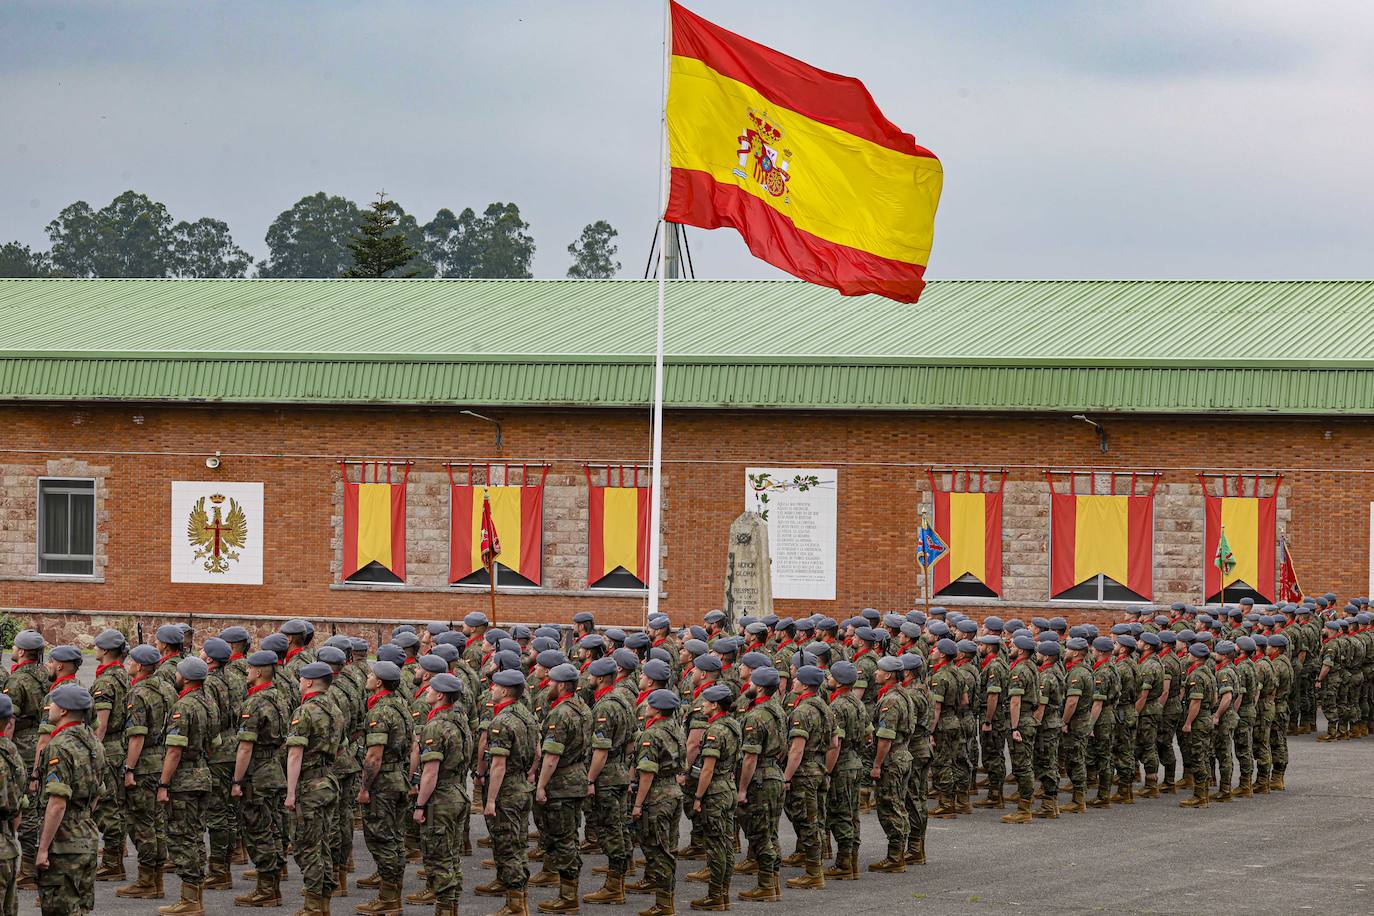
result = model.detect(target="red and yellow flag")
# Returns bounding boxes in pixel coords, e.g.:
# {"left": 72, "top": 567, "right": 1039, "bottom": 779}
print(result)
{"left": 1204, "top": 492, "right": 1277, "bottom": 601}
{"left": 1050, "top": 494, "right": 1154, "bottom": 599}
{"left": 587, "top": 484, "right": 651, "bottom": 587}
{"left": 450, "top": 485, "right": 543, "bottom": 585}
{"left": 342, "top": 479, "right": 407, "bottom": 581}
{"left": 931, "top": 490, "right": 1003, "bottom": 596}
{"left": 664, "top": 2, "right": 943, "bottom": 303}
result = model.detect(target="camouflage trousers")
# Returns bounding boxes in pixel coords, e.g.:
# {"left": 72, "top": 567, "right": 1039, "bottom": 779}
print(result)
{"left": 1320, "top": 678, "right": 1344, "bottom": 731}
{"left": 586, "top": 783, "right": 631, "bottom": 876}
{"left": 1254, "top": 714, "right": 1274, "bottom": 778}
{"left": 0, "top": 854, "right": 15, "bottom": 916}
{"left": 93, "top": 746, "right": 126, "bottom": 855}
{"left": 240, "top": 784, "right": 285, "bottom": 875}
{"left": 698, "top": 793, "right": 737, "bottom": 891}
{"left": 782, "top": 774, "right": 823, "bottom": 864}
{"left": 419, "top": 785, "right": 465, "bottom": 905}
{"left": 487, "top": 789, "right": 532, "bottom": 892}
{"left": 824, "top": 767, "right": 860, "bottom": 857}
{"left": 1270, "top": 711, "right": 1289, "bottom": 773}
{"left": 361, "top": 785, "right": 408, "bottom": 884}
{"left": 541, "top": 796, "right": 584, "bottom": 881}
{"left": 126, "top": 773, "right": 167, "bottom": 868}
{"left": 166, "top": 788, "right": 209, "bottom": 883}
{"left": 1061, "top": 731, "right": 1089, "bottom": 792}
{"left": 1184, "top": 725, "right": 1213, "bottom": 788}
{"left": 931, "top": 728, "right": 964, "bottom": 797}
{"left": 291, "top": 772, "right": 339, "bottom": 897}
{"left": 639, "top": 795, "right": 681, "bottom": 895}
{"left": 905, "top": 758, "right": 930, "bottom": 844}
{"left": 1135, "top": 715, "right": 1160, "bottom": 778}
{"left": 1089, "top": 724, "right": 1115, "bottom": 793}
{"left": 36, "top": 851, "right": 94, "bottom": 916}
{"left": 959, "top": 716, "right": 977, "bottom": 792}
{"left": 205, "top": 761, "right": 238, "bottom": 862}
{"left": 1114, "top": 716, "right": 1137, "bottom": 786}
{"left": 1233, "top": 715, "right": 1255, "bottom": 784}
{"left": 1159, "top": 709, "right": 1181, "bottom": 783}
{"left": 1008, "top": 725, "right": 1036, "bottom": 801}
{"left": 739, "top": 777, "right": 782, "bottom": 875}
{"left": 1033, "top": 725, "right": 1060, "bottom": 796}
{"left": 873, "top": 759, "right": 911, "bottom": 856}
{"left": 330, "top": 771, "right": 358, "bottom": 870}
{"left": 981, "top": 727, "right": 1009, "bottom": 789}
{"left": 1211, "top": 724, "right": 1235, "bottom": 790}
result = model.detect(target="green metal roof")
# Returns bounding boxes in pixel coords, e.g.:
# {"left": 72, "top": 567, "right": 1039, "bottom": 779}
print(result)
{"left": 0, "top": 278, "right": 1371, "bottom": 413}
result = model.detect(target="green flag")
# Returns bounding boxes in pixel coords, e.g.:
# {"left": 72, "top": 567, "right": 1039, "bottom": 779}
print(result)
{"left": 1214, "top": 526, "right": 1237, "bottom": 576}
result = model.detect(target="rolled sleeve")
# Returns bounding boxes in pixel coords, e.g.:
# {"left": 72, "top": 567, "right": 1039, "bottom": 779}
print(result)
{"left": 284, "top": 735, "right": 309, "bottom": 748}
{"left": 542, "top": 738, "right": 566, "bottom": 755}
{"left": 164, "top": 734, "right": 188, "bottom": 748}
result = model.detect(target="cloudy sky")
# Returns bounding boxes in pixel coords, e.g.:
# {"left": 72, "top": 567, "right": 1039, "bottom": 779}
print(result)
{"left": 2, "top": 0, "right": 1371, "bottom": 279}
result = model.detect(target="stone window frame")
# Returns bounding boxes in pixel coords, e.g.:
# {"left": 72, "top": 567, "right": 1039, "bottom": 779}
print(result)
{"left": 36, "top": 476, "right": 99, "bottom": 578}
{"left": 1046, "top": 470, "right": 1158, "bottom": 606}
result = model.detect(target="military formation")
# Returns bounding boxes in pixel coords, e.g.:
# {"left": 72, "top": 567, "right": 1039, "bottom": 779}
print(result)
{"left": 0, "top": 590, "right": 1368, "bottom": 916}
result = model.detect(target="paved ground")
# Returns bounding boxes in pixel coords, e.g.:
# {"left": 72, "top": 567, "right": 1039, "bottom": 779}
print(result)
{"left": 36, "top": 659, "right": 1374, "bottom": 914}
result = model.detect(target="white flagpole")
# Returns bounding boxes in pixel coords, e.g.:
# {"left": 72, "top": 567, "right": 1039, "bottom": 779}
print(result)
{"left": 646, "top": 0, "right": 671, "bottom": 621}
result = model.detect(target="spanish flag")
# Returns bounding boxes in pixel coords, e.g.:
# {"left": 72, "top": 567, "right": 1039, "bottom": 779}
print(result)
{"left": 931, "top": 491, "right": 1003, "bottom": 596}
{"left": 587, "top": 484, "right": 651, "bottom": 587}
{"left": 450, "top": 485, "right": 543, "bottom": 585}
{"left": 1204, "top": 493, "right": 1277, "bottom": 602}
{"left": 1050, "top": 494, "right": 1154, "bottom": 599}
{"left": 665, "top": 2, "right": 942, "bottom": 303}
{"left": 342, "top": 480, "right": 407, "bottom": 581}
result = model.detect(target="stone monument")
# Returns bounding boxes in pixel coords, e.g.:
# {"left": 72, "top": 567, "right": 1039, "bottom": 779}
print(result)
{"left": 724, "top": 511, "right": 773, "bottom": 630}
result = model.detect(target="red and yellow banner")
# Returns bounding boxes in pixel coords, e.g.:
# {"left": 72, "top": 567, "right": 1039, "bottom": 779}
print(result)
{"left": 587, "top": 485, "right": 651, "bottom": 587}
{"left": 450, "top": 485, "right": 543, "bottom": 585}
{"left": 1050, "top": 494, "right": 1153, "bottom": 599}
{"left": 931, "top": 490, "right": 1003, "bottom": 596}
{"left": 1204, "top": 493, "right": 1277, "bottom": 601}
{"left": 664, "top": 2, "right": 942, "bottom": 303}
{"left": 342, "top": 480, "right": 407, "bottom": 581}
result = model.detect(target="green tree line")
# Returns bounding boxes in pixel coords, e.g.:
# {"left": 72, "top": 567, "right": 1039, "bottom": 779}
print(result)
{"left": 0, "top": 190, "right": 620, "bottom": 280}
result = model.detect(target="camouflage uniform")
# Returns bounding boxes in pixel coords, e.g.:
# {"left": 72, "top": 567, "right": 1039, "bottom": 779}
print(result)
{"left": 0, "top": 733, "right": 23, "bottom": 916}
{"left": 285, "top": 690, "right": 342, "bottom": 899}
{"left": 1134, "top": 651, "right": 1164, "bottom": 790}
{"left": 928, "top": 660, "right": 965, "bottom": 805}
{"left": 1254, "top": 653, "right": 1277, "bottom": 784}
{"left": 696, "top": 710, "right": 742, "bottom": 895}
{"left": 1088, "top": 658, "right": 1119, "bottom": 799}
{"left": 1113, "top": 654, "right": 1139, "bottom": 795}
{"left": 1269, "top": 650, "right": 1294, "bottom": 780}
{"left": 738, "top": 694, "right": 786, "bottom": 882}
{"left": 825, "top": 688, "right": 866, "bottom": 865}
{"left": 417, "top": 703, "right": 472, "bottom": 907}
{"left": 324, "top": 674, "right": 364, "bottom": 876}
{"left": 540, "top": 692, "right": 592, "bottom": 882}
{"left": 236, "top": 682, "right": 289, "bottom": 880}
{"left": 953, "top": 660, "right": 979, "bottom": 799}
{"left": 37, "top": 722, "right": 105, "bottom": 916}
{"left": 1212, "top": 661, "right": 1239, "bottom": 793}
{"left": 1061, "top": 660, "right": 1095, "bottom": 795}
{"left": 361, "top": 688, "right": 413, "bottom": 886}
{"left": 164, "top": 683, "right": 214, "bottom": 884}
{"left": 122, "top": 673, "right": 175, "bottom": 873}
{"left": 202, "top": 664, "right": 242, "bottom": 868}
{"left": 90, "top": 660, "right": 130, "bottom": 863}
{"left": 1005, "top": 657, "right": 1040, "bottom": 804}
{"left": 486, "top": 699, "right": 539, "bottom": 893}
{"left": 1182, "top": 657, "right": 1218, "bottom": 801}
{"left": 782, "top": 691, "right": 834, "bottom": 865}
{"left": 901, "top": 678, "right": 933, "bottom": 860}
{"left": 587, "top": 684, "right": 637, "bottom": 878}
{"left": 871, "top": 683, "right": 913, "bottom": 860}
{"left": 1157, "top": 649, "right": 1183, "bottom": 787}
{"left": 977, "top": 654, "right": 1011, "bottom": 794}
{"left": 635, "top": 711, "right": 685, "bottom": 896}
{"left": 5, "top": 660, "right": 49, "bottom": 864}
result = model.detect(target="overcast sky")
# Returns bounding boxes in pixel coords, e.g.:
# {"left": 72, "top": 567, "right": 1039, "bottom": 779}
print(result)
{"left": 2, "top": 1, "right": 1371, "bottom": 280}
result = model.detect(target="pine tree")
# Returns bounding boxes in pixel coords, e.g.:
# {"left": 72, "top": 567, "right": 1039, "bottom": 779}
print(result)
{"left": 344, "top": 192, "right": 419, "bottom": 278}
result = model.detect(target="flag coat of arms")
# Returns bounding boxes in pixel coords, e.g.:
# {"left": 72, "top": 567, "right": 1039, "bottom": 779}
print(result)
{"left": 479, "top": 491, "right": 501, "bottom": 569}
{"left": 664, "top": 2, "right": 943, "bottom": 303}
{"left": 170, "top": 481, "right": 264, "bottom": 585}
{"left": 916, "top": 514, "right": 948, "bottom": 569}
{"left": 1278, "top": 536, "right": 1302, "bottom": 603}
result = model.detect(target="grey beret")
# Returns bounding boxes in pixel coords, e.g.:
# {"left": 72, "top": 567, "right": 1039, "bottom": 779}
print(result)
{"left": 497, "top": 639, "right": 520, "bottom": 655}
{"left": 371, "top": 660, "right": 401, "bottom": 681}
{"left": 648, "top": 614, "right": 670, "bottom": 629}
{"left": 429, "top": 673, "right": 463, "bottom": 694}
{"left": 0, "top": 696, "right": 11, "bottom": 718}
{"left": 1065, "top": 637, "right": 1089, "bottom": 652}
{"left": 316, "top": 646, "right": 347, "bottom": 666}
{"left": 587, "top": 657, "right": 617, "bottom": 678}
{"left": 392, "top": 632, "right": 419, "bottom": 649}
{"left": 977, "top": 634, "right": 1001, "bottom": 647}
{"left": 536, "top": 649, "right": 568, "bottom": 670}
{"left": 50, "top": 645, "right": 82, "bottom": 664}
{"left": 701, "top": 683, "right": 733, "bottom": 704}
{"left": 877, "top": 655, "right": 905, "bottom": 672}
{"left": 1269, "top": 634, "right": 1289, "bottom": 649}
{"left": 693, "top": 654, "right": 722, "bottom": 673}
{"left": 431, "top": 644, "right": 459, "bottom": 663}
{"left": 154, "top": 625, "right": 183, "bottom": 645}
{"left": 625, "top": 632, "right": 651, "bottom": 650}
{"left": 682, "top": 639, "right": 708, "bottom": 657}
{"left": 425, "top": 622, "right": 449, "bottom": 636}
{"left": 375, "top": 645, "right": 404, "bottom": 664}
{"left": 300, "top": 661, "right": 334, "bottom": 679}
{"left": 280, "top": 619, "right": 309, "bottom": 636}
{"left": 492, "top": 670, "right": 526, "bottom": 689}
{"left": 50, "top": 684, "right": 93, "bottom": 712}
{"left": 1253, "top": 634, "right": 1270, "bottom": 647}
{"left": 201, "top": 637, "right": 232, "bottom": 662}
{"left": 647, "top": 689, "right": 681, "bottom": 711}
{"left": 901, "top": 653, "right": 925, "bottom": 671}
{"left": 218, "top": 626, "right": 249, "bottom": 644}
{"left": 750, "top": 667, "right": 780, "bottom": 688}
{"left": 956, "top": 639, "right": 978, "bottom": 654}
{"left": 177, "top": 657, "right": 209, "bottom": 681}
{"left": 1092, "top": 637, "right": 1114, "bottom": 652}
{"left": 510, "top": 625, "right": 532, "bottom": 640}
{"left": 1188, "top": 642, "right": 1210, "bottom": 657}
{"left": 392, "top": 625, "right": 417, "bottom": 636}
{"left": 1141, "top": 632, "right": 1161, "bottom": 647}
{"left": 246, "top": 650, "right": 278, "bottom": 667}
{"left": 350, "top": 637, "right": 370, "bottom": 654}
{"left": 612, "top": 648, "right": 640, "bottom": 671}
{"left": 548, "top": 663, "right": 580, "bottom": 683}
{"left": 463, "top": 612, "right": 489, "bottom": 627}
{"left": 830, "top": 660, "right": 858, "bottom": 684}
{"left": 261, "top": 633, "right": 289, "bottom": 653}
{"left": 418, "top": 655, "right": 448, "bottom": 674}
{"left": 95, "top": 629, "right": 127, "bottom": 651}
{"left": 492, "top": 650, "right": 522, "bottom": 671}
{"left": 795, "top": 665, "right": 825, "bottom": 687}
{"left": 1012, "top": 634, "right": 1037, "bottom": 653}
{"left": 648, "top": 647, "right": 673, "bottom": 665}
{"left": 740, "top": 652, "right": 771, "bottom": 669}
{"left": 324, "top": 635, "right": 352, "bottom": 650}
{"left": 704, "top": 610, "right": 726, "bottom": 624}
{"left": 643, "top": 659, "right": 672, "bottom": 682}
{"left": 436, "top": 632, "right": 468, "bottom": 649}
{"left": 129, "top": 644, "right": 161, "bottom": 666}
{"left": 1215, "top": 640, "right": 1236, "bottom": 656}
{"left": 530, "top": 637, "right": 557, "bottom": 654}
{"left": 572, "top": 612, "right": 595, "bottom": 624}
{"left": 936, "top": 638, "right": 958, "bottom": 656}
{"left": 1117, "top": 635, "right": 1137, "bottom": 650}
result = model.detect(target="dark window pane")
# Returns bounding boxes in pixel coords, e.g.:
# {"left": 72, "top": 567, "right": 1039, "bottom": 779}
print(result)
{"left": 1054, "top": 577, "right": 1102, "bottom": 601}
{"left": 69, "top": 493, "right": 94, "bottom": 556}
{"left": 591, "top": 568, "right": 647, "bottom": 590}
{"left": 347, "top": 561, "right": 403, "bottom": 584}
{"left": 495, "top": 563, "right": 539, "bottom": 588}
{"left": 936, "top": 573, "right": 998, "bottom": 599}
{"left": 454, "top": 568, "right": 491, "bottom": 587}
{"left": 1100, "top": 576, "right": 1149, "bottom": 603}
{"left": 41, "top": 491, "right": 68, "bottom": 555}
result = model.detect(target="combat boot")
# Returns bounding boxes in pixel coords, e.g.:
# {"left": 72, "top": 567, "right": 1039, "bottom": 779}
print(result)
{"left": 685, "top": 866, "right": 711, "bottom": 883}
{"left": 677, "top": 842, "right": 705, "bottom": 860}
{"left": 332, "top": 867, "right": 349, "bottom": 897}
{"left": 1000, "top": 799, "right": 1033, "bottom": 824}
{"left": 406, "top": 888, "right": 438, "bottom": 905}
{"left": 732, "top": 858, "right": 757, "bottom": 876}
{"left": 737, "top": 871, "right": 780, "bottom": 902}
{"left": 583, "top": 872, "right": 625, "bottom": 905}
{"left": 867, "top": 850, "right": 906, "bottom": 873}
{"left": 492, "top": 889, "right": 529, "bottom": 916}
{"left": 955, "top": 791, "right": 973, "bottom": 814}
{"left": 929, "top": 794, "right": 959, "bottom": 819}
{"left": 778, "top": 848, "right": 805, "bottom": 868}
{"left": 1118, "top": 783, "right": 1135, "bottom": 805}
{"left": 972, "top": 789, "right": 1004, "bottom": 810}
{"left": 117, "top": 864, "right": 166, "bottom": 899}
{"left": 355, "top": 872, "right": 382, "bottom": 890}
{"left": 1179, "top": 786, "right": 1209, "bottom": 808}
{"left": 783, "top": 861, "right": 824, "bottom": 890}
{"left": 16, "top": 856, "right": 36, "bottom": 891}
{"left": 623, "top": 875, "right": 657, "bottom": 894}
{"left": 1317, "top": 727, "right": 1336, "bottom": 742}
{"left": 905, "top": 839, "right": 925, "bottom": 866}
{"left": 352, "top": 881, "right": 403, "bottom": 915}
{"left": 436, "top": 902, "right": 460, "bottom": 916}
{"left": 689, "top": 884, "right": 731, "bottom": 911}
{"left": 823, "top": 851, "right": 851, "bottom": 880}
{"left": 205, "top": 857, "right": 233, "bottom": 890}
{"left": 233, "top": 842, "right": 250, "bottom": 866}
{"left": 95, "top": 845, "right": 127, "bottom": 881}
{"left": 528, "top": 866, "right": 560, "bottom": 888}
{"left": 1255, "top": 773, "right": 1270, "bottom": 795}
{"left": 638, "top": 890, "right": 676, "bottom": 916}
{"left": 301, "top": 890, "right": 331, "bottom": 916}
{"left": 1271, "top": 770, "right": 1286, "bottom": 791}
{"left": 158, "top": 881, "right": 206, "bottom": 916}
{"left": 1214, "top": 783, "right": 1234, "bottom": 803}
{"left": 476, "top": 876, "right": 510, "bottom": 897}
{"left": 1064, "top": 790, "right": 1087, "bottom": 814}
{"left": 234, "top": 868, "right": 283, "bottom": 908}
{"left": 1032, "top": 796, "right": 1059, "bottom": 819}
{"left": 537, "top": 877, "right": 581, "bottom": 913}
{"left": 1087, "top": 787, "right": 1112, "bottom": 809}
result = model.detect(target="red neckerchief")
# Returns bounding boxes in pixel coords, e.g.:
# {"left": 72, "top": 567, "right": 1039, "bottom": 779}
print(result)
{"left": 548, "top": 691, "right": 573, "bottom": 712}
{"left": 414, "top": 682, "right": 429, "bottom": 699}
{"left": 692, "top": 681, "right": 713, "bottom": 699}
{"left": 537, "top": 677, "right": 551, "bottom": 693}
{"left": 426, "top": 703, "right": 452, "bottom": 722}
{"left": 301, "top": 691, "right": 322, "bottom": 703}
{"left": 979, "top": 654, "right": 997, "bottom": 670}
{"left": 158, "top": 653, "right": 178, "bottom": 667}
{"left": 284, "top": 647, "right": 303, "bottom": 663}
{"left": 1186, "top": 661, "right": 1205, "bottom": 676}
{"left": 1064, "top": 658, "right": 1080, "bottom": 670}
{"left": 720, "top": 662, "right": 733, "bottom": 672}
{"left": 403, "top": 656, "right": 417, "bottom": 666}
{"left": 791, "top": 690, "right": 816, "bottom": 709}
{"left": 130, "top": 673, "right": 149, "bottom": 687}
{"left": 747, "top": 641, "right": 765, "bottom": 653}
{"left": 1092, "top": 657, "right": 1109, "bottom": 670}
{"left": 492, "top": 698, "right": 516, "bottom": 718}
{"left": 48, "top": 721, "right": 81, "bottom": 741}
{"left": 954, "top": 657, "right": 970, "bottom": 667}
{"left": 1176, "top": 648, "right": 1189, "bottom": 658}
{"left": 828, "top": 687, "right": 850, "bottom": 703}
{"left": 9, "top": 660, "right": 33, "bottom": 674}
{"left": 178, "top": 683, "right": 202, "bottom": 699}
{"left": 580, "top": 659, "right": 593, "bottom": 673}
{"left": 480, "top": 650, "right": 494, "bottom": 668}
{"left": 1138, "top": 650, "right": 1154, "bottom": 662}
{"left": 643, "top": 714, "right": 667, "bottom": 730}
{"left": 229, "top": 651, "right": 244, "bottom": 661}
{"left": 775, "top": 638, "right": 794, "bottom": 652}
{"left": 367, "top": 689, "right": 392, "bottom": 710}
{"left": 1214, "top": 657, "right": 1232, "bottom": 669}
{"left": 751, "top": 693, "right": 771, "bottom": 710}
{"left": 876, "top": 682, "right": 897, "bottom": 700}
{"left": 851, "top": 647, "right": 870, "bottom": 662}
{"left": 49, "top": 673, "right": 76, "bottom": 692}
{"left": 651, "top": 637, "right": 666, "bottom": 648}
{"left": 636, "top": 689, "right": 653, "bottom": 706}
{"left": 95, "top": 662, "right": 121, "bottom": 678}
{"left": 247, "top": 682, "right": 272, "bottom": 697}
{"left": 931, "top": 659, "right": 949, "bottom": 673}
{"left": 1039, "top": 660, "right": 1057, "bottom": 672}
{"left": 706, "top": 711, "right": 727, "bottom": 725}
{"left": 594, "top": 684, "right": 615, "bottom": 702}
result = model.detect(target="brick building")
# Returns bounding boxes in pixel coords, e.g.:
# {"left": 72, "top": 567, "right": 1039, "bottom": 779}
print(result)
{"left": 1, "top": 277, "right": 1371, "bottom": 645}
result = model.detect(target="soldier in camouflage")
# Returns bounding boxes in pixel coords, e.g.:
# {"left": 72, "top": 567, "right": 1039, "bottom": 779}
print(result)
{"left": 90, "top": 629, "right": 131, "bottom": 882}
{"left": 35, "top": 684, "right": 105, "bottom": 916}
{"left": 231, "top": 649, "right": 291, "bottom": 908}
{"left": 285, "top": 661, "right": 342, "bottom": 914}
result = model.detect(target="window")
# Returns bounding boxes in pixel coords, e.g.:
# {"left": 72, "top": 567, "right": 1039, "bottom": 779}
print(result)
{"left": 453, "top": 564, "right": 540, "bottom": 589}
{"left": 347, "top": 562, "right": 403, "bottom": 585}
{"left": 1210, "top": 583, "right": 1265, "bottom": 604}
{"left": 1055, "top": 574, "right": 1149, "bottom": 603}
{"left": 591, "top": 569, "right": 649, "bottom": 591}
{"left": 936, "top": 572, "right": 998, "bottom": 599}
{"left": 38, "top": 479, "right": 96, "bottom": 576}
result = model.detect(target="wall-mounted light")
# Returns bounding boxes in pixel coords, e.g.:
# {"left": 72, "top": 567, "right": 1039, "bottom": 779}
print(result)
{"left": 461, "top": 410, "right": 503, "bottom": 451}
{"left": 1071, "top": 414, "right": 1109, "bottom": 454}
{"left": 205, "top": 451, "right": 222, "bottom": 470}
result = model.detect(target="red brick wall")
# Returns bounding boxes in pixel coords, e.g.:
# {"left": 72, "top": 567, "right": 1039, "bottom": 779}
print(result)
{"left": 0, "top": 402, "right": 1369, "bottom": 638}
